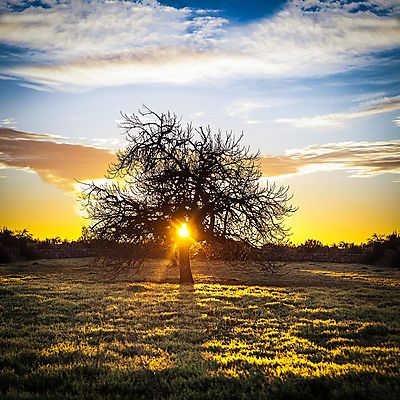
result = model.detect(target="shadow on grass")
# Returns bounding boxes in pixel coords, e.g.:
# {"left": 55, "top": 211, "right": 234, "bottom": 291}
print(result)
{"left": 2, "top": 366, "right": 399, "bottom": 400}
{"left": 0, "top": 270, "right": 399, "bottom": 399}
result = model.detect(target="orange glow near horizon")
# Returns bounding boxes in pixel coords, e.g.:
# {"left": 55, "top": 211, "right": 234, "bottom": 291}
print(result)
{"left": 1, "top": 167, "right": 399, "bottom": 245}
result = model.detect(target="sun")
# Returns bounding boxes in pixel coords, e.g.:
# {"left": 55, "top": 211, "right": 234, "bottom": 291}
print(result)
{"left": 178, "top": 223, "right": 189, "bottom": 238}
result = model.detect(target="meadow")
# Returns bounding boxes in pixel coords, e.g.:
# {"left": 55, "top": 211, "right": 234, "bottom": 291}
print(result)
{"left": 0, "top": 259, "right": 399, "bottom": 399}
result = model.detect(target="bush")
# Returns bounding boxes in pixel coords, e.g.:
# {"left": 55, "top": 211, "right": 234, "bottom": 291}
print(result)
{"left": 361, "top": 247, "right": 385, "bottom": 265}
{"left": 0, "top": 242, "right": 11, "bottom": 263}
{"left": 0, "top": 227, "right": 38, "bottom": 262}
{"left": 362, "top": 232, "right": 400, "bottom": 268}
{"left": 19, "top": 242, "right": 39, "bottom": 260}
{"left": 385, "top": 247, "right": 400, "bottom": 268}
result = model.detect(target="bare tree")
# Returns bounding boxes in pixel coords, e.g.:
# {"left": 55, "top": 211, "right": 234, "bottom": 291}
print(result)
{"left": 81, "top": 106, "right": 296, "bottom": 284}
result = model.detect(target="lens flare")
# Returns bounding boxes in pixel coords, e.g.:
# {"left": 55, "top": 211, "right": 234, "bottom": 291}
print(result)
{"left": 178, "top": 223, "right": 189, "bottom": 238}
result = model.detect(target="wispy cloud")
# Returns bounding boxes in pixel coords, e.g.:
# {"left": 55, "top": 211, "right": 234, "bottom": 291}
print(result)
{"left": 260, "top": 140, "right": 400, "bottom": 179}
{"left": 0, "top": 128, "right": 115, "bottom": 191}
{"left": 0, "top": 117, "right": 17, "bottom": 128}
{"left": 0, "top": 0, "right": 399, "bottom": 90}
{"left": 190, "top": 111, "right": 204, "bottom": 118}
{"left": 227, "top": 101, "right": 271, "bottom": 117}
{"left": 2, "top": 128, "right": 397, "bottom": 195}
{"left": 226, "top": 100, "right": 273, "bottom": 124}
{"left": 17, "top": 82, "right": 52, "bottom": 92}
{"left": 91, "top": 137, "right": 124, "bottom": 149}
{"left": 275, "top": 95, "right": 400, "bottom": 128}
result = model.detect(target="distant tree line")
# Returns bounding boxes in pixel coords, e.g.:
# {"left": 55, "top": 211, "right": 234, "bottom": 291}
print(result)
{"left": 260, "top": 234, "right": 400, "bottom": 268}
{"left": 0, "top": 227, "right": 94, "bottom": 263}
{"left": 0, "top": 227, "right": 399, "bottom": 268}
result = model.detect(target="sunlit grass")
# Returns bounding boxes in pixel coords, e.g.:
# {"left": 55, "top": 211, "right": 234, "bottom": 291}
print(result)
{"left": 301, "top": 269, "right": 400, "bottom": 287}
{"left": 0, "top": 259, "right": 399, "bottom": 399}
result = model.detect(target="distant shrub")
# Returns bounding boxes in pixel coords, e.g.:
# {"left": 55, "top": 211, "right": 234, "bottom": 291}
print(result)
{"left": 0, "top": 228, "right": 20, "bottom": 247}
{"left": 298, "top": 239, "right": 324, "bottom": 254}
{"left": 0, "top": 242, "right": 11, "bottom": 263}
{"left": 19, "top": 242, "right": 39, "bottom": 260}
{"left": 362, "top": 232, "right": 400, "bottom": 268}
{"left": 385, "top": 247, "right": 400, "bottom": 268}
{"left": 362, "top": 247, "right": 385, "bottom": 265}
{"left": 0, "top": 227, "right": 38, "bottom": 262}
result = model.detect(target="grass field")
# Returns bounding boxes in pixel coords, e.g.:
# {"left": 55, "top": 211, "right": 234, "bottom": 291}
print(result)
{"left": 0, "top": 259, "right": 399, "bottom": 399}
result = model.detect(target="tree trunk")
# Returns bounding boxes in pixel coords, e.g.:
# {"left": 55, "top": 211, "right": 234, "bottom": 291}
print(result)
{"left": 178, "top": 243, "right": 194, "bottom": 285}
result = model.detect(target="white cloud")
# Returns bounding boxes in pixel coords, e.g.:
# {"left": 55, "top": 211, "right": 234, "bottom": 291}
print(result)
{"left": 17, "top": 82, "right": 52, "bottom": 91}
{"left": 245, "top": 120, "right": 263, "bottom": 125}
{"left": 189, "top": 111, "right": 204, "bottom": 119}
{"left": 227, "top": 101, "right": 272, "bottom": 118}
{"left": 0, "top": 117, "right": 17, "bottom": 128}
{"left": 261, "top": 139, "right": 400, "bottom": 179}
{"left": 0, "top": 0, "right": 399, "bottom": 90}
{"left": 91, "top": 137, "right": 124, "bottom": 149}
{"left": 393, "top": 117, "right": 400, "bottom": 127}
{"left": 275, "top": 95, "right": 400, "bottom": 128}
{"left": 226, "top": 100, "right": 273, "bottom": 124}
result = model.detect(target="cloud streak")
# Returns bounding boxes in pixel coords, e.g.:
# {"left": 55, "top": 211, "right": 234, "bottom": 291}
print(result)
{"left": 275, "top": 95, "right": 400, "bottom": 128}
{"left": 0, "top": 128, "right": 115, "bottom": 191}
{"left": 260, "top": 140, "right": 400, "bottom": 179}
{"left": 0, "top": 118, "right": 17, "bottom": 128}
{"left": 1, "top": 128, "right": 398, "bottom": 194}
{"left": 0, "top": 0, "right": 399, "bottom": 90}
{"left": 226, "top": 100, "right": 272, "bottom": 124}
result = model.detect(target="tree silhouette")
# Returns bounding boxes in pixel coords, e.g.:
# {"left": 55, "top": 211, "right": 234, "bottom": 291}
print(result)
{"left": 81, "top": 107, "right": 296, "bottom": 284}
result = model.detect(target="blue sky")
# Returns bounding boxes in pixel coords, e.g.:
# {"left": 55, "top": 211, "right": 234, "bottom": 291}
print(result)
{"left": 161, "top": 0, "right": 285, "bottom": 21}
{"left": 0, "top": 0, "right": 399, "bottom": 242}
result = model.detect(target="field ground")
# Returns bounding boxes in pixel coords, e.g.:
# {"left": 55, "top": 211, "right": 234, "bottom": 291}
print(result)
{"left": 0, "top": 259, "right": 399, "bottom": 399}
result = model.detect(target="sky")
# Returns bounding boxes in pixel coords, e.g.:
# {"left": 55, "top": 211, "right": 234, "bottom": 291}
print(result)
{"left": 0, "top": 0, "right": 399, "bottom": 244}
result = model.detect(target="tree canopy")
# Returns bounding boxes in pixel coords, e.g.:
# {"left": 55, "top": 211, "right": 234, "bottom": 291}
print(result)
{"left": 81, "top": 107, "right": 296, "bottom": 283}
